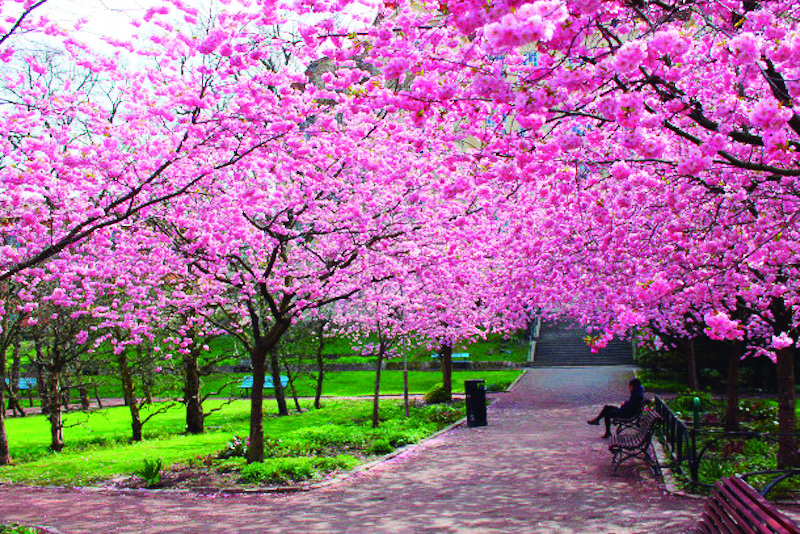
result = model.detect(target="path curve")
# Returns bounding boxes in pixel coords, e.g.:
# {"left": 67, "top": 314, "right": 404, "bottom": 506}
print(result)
{"left": 0, "top": 367, "right": 702, "bottom": 533}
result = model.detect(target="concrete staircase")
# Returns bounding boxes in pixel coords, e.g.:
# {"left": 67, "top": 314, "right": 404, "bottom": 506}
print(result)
{"left": 532, "top": 321, "right": 634, "bottom": 367}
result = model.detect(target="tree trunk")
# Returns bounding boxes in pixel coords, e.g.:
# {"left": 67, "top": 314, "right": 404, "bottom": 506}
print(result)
{"left": 0, "top": 347, "right": 10, "bottom": 465}
{"left": 94, "top": 386, "right": 103, "bottom": 409}
{"left": 8, "top": 340, "right": 24, "bottom": 415}
{"left": 34, "top": 342, "right": 50, "bottom": 415}
{"left": 314, "top": 323, "right": 325, "bottom": 410}
{"left": 776, "top": 344, "right": 798, "bottom": 468}
{"left": 403, "top": 353, "right": 409, "bottom": 418}
{"left": 440, "top": 344, "right": 453, "bottom": 403}
{"left": 283, "top": 363, "right": 302, "bottom": 413}
{"left": 4, "top": 382, "right": 25, "bottom": 417}
{"left": 78, "top": 385, "right": 90, "bottom": 411}
{"left": 686, "top": 338, "right": 699, "bottom": 391}
{"left": 247, "top": 320, "right": 291, "bottom": 464}
{"left": 247, "top": 343, "right": 268, "bottom": 464}
{"left": 141, "top": 347, "right": 154, "bottom": 405}
{"left": 269, "top": 347, "right": 289, "bottom": 417}
{"left": 47, "top": 367, "right": 64, "bottom": 452}
{"left": 184, "top": 348, "right": 204, "bottom": 434}
{"left": 372, "top": 348, "right": 385, "bottom": 429}
{"left": 118, "top": 350, "right": 143, "bottom": 442}
{"left": 724, "top": 341, "right": 741, "bottom": 432}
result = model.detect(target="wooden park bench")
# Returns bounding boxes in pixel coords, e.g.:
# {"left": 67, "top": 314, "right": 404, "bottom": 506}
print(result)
{"left": 611, "top": 401, "right": 646, "bottom": 435}
{"left": 696, "top": 476, "right": 800, "bottom": 533}
{"left": 608, "top": 409, "right": 662, "bottom": 476}
{"left": 238, "top": 375, "right": 288, "bottom": 397}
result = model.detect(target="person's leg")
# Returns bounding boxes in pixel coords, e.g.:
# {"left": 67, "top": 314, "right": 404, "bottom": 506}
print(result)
{"left": 588, "top": 405, "right": 617, "bottom": 425}
{"left": 601, "top": 406, "right": 621, "bottom": 437}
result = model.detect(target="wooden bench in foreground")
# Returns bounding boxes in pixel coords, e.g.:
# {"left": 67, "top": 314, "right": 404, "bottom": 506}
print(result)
{"left": 696, "top": 476, "right": 800, "bottom": 533}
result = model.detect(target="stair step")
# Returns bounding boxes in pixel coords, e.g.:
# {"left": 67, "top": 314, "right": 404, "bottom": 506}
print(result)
{"left": 533, "top": 320, "right": 633, "bottom": 367}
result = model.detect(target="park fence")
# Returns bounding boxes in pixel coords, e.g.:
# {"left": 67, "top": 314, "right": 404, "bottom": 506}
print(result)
{"left": 653, "top": 395, "right": 800, "bottom": 490}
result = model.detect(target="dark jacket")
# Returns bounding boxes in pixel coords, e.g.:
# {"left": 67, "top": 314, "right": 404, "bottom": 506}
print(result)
{"left": 617, "top": 386, "right": 644, "bottom": 418}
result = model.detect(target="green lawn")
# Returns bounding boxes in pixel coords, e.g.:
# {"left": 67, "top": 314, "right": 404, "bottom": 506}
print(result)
{"left": 0, "top": 398, "right": 465, "bottom": 486}
{"left": 25, "top": 369, "right": 522, "bottom": 402}
{"left": 206, "top": 369, "right": 523, "bottom": 398}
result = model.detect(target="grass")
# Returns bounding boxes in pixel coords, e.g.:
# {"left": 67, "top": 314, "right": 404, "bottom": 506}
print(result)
{"left": 19, "top": 370, "right": 522, "bottom": 402}
{"left": 0, "top": 398, "right": 466, "bottom": 486}
{"left": 331, "top": 332, "right": 529, "bottom": 364}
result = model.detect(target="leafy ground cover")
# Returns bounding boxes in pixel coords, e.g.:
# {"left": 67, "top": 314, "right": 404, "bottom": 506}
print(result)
{"left": 0, "top": 398, "right": 467, "bottom": 488}
{"left": 663, "top": 393, "right": 800, "bottom": 496}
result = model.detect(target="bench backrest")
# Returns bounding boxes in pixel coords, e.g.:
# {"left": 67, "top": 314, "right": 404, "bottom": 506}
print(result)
{"left": 4, "top": 377, "right": 36, "bottom": 390}
{"left": 239, "top": 375, "right": 289, "bottom": 389}
{"left": 696, "top": 476, "right": 800, "bottom": 534}
{"left": 626, "top": 410, "right": 662, "bottom": 446}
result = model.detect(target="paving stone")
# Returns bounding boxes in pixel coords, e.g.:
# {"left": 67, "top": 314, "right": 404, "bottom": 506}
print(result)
{"left": 0, "top": 367, "right": 703, "bottom": 533}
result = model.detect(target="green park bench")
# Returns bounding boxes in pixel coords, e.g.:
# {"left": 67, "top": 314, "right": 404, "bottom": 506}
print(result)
{"left": 430, "top": 352, "right": 470, "bottom": 359}
{"left": 4, "top": 377, "right": 37, "bottom": 406}
{"left": 238, "top": 375, "right": 289, "bottom": 396}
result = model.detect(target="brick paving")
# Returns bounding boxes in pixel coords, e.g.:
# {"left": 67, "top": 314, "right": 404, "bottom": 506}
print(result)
{"left": 0, "top": 367, "right": 703, "bottom": 533}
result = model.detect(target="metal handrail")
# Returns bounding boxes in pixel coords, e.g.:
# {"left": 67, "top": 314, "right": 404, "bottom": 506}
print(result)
{"left": 654, "top": 395, "right": 800, "bottom": 489}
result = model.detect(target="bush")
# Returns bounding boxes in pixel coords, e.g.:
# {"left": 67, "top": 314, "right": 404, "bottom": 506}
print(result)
{"left": 669, "top": 391, "right": 713, "bottom": 415}
{"left": 486, "top": 381, "right": 510, "bottom": 392}
{"left": 241, "top": 455, "right": 359, "bottom": 484}
{"left": 366, "top": 438, "right": 394, "bottom": 455}
{"left": 0, "top": 525, "right": 38, "bottom": 534}
{"left": 289, "top": 425, "right": 368, "bottom": 449}
{"left": 424, "top": 383, "right": 451, "bottom": 404}
{"left": 217, "top": 435, "right": 248, "bottom": 459}
{"left": 242, "top": 457, "right": 315, "bottom": 483}
{"left": 137, "top": 458, "right": 163, "bottom": 488}
{"left": 422, "top": 402, "right": 465, "bottom": 424}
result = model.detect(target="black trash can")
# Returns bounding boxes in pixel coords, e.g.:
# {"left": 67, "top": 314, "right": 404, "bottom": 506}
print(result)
{"left": 465, "top": 379, "right": 487, "bottom": 427}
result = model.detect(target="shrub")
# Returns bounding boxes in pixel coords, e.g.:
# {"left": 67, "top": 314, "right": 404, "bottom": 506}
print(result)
{"left": 0, "top": 525, "right": 38, "bottom": 534}
{"left": 217, "top": 435, "right": 248, "bottom": 459}
{"left": 367, "top": 438, "right": 394, "bottom": 455}
{"left": 486, "top": 381, "right": 510, "bottom": 392}
{"left": 669, "top": 391, "right": 713, "bottom": 414}
{"left": 424, "top": 383, "right": 450, "bottom": 404}
{"left": 241, "top": 455, "right": 359, "bottom": 484}
{"left": 422, "top": 402, "right": 465, "bottom": 424}
{"left": 242, "top": 457, "right": 316, "bottom": 483}
{"left": 289, "top": 425, "right": 368, "bottom": 449}
{"left": 137, "top": 458, "right": 163, "bottom": 488}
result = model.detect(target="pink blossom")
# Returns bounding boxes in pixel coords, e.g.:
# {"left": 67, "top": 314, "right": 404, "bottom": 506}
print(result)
{"left": 613, "top": 41, "right": 646, "bottom": 74}
{"left": 728, "top": 32, "right": 761, "bottom": 64}
{"left": 772, "top": 332, "right": 795, "bottom": 350}
{"left": 749, "top": 99, "right": 793, "bottom": 131}
{"left": 704, "top": 312, "right": 744, "bottom": 341}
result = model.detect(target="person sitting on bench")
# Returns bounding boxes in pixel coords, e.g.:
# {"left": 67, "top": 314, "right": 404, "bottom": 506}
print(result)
{"left": 587, "top": 378, "right": 644, "bottom": 439}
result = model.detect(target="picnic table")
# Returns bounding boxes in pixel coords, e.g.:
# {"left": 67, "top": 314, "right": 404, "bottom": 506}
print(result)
{"left": 238, "top": 375, "right": 289, "bottom": 396}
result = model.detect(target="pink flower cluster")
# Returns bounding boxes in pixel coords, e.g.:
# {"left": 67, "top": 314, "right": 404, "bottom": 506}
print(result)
{"left": 482, "top": 1, "right": 567, "bottom": 52}
{"left": 704, "top": 312, "right": 744, "bottom": 341}
{"left": 612, "top": 41, "right": 646, "bottom": 74}
{"left": 771, "top": 332, "right": 796, "bottom": 350}
{"left": 728, "top": 32, "right": 761, "bottom": 65}
{"left": 749, "top": 99, "right": 793, "bottom": 131}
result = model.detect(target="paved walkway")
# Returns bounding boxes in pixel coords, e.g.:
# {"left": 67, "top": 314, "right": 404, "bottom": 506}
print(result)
{"left": 0, "top": 367, "right": 702, "bottom": 533}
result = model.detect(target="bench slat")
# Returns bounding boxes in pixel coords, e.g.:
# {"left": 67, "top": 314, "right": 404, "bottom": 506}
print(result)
{"left": 703, "top": 493, "right": 751, "bottom": 533}
{"left": 698, "top": 477, "right": 800, "bottom": 534}
{"left": 726, "top": 477, "right": 800, "bottom": 534}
